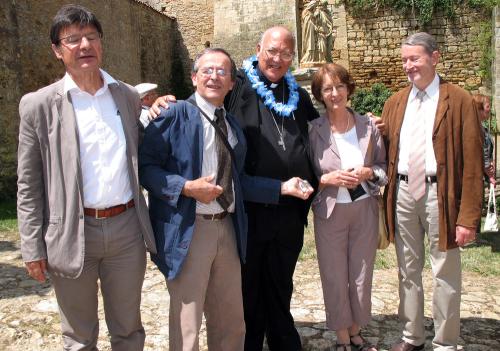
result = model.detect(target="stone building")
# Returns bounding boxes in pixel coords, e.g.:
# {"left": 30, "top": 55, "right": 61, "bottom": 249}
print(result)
{"left": 0, "top": 0, "right": 190, "bottom": 200}
{"left": 1, "top": 0, "right": 498, "bottom": 199}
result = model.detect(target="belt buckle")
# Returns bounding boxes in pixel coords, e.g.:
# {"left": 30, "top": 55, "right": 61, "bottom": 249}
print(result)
{"left": 210, "top": 213, "right": 216, "bottom": 221}
{"left": 95, "top": 209, "right": 106, "bottom": 219}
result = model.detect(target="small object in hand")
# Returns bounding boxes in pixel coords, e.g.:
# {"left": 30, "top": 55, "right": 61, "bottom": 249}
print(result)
{"left": 299, "top": 179, "right": 312, "bottom": 193}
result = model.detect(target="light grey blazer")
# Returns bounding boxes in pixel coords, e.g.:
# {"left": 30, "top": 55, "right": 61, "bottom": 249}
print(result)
{"left": 17, "top": 77, "right": 157, "bottom": 279}
{"left": 308, "top": 110, "right": 388, "bottom": 219}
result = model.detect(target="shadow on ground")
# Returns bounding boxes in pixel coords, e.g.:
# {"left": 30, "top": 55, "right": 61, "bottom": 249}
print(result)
{"left": 0, "top": 262, "right": 52, "bottom": 299}
{"left": 295, "top": 315, "right": 500, "bottom": 350}
{"left": 475, "top": 231, "right": 500, "bottom": 252}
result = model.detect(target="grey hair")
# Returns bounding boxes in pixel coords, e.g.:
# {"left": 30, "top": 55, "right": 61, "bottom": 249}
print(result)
{"left": 403, "top": 32, "right": 439, "bottom": 55}
{"left": 192, "top": 47, "right": 237, "bottom": 81}
{"left": 258, "top": 26, "right": 296, "bottom": 51}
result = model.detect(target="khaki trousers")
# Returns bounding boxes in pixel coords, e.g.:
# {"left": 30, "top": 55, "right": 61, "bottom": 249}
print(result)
{"left": 167, "top": 216, "right": 245, "bottom": 351}
{"left": 395, "top": 180, "right": 461, "bottom": 350}
{"left": 50, "top": 209, "right": 147, "bottom": 351}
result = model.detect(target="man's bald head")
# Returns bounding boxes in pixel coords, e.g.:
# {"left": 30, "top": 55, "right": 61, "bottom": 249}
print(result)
{"left": 259, "top": 26, "right": 296, "bottom": 51}
{"left": 256, "top": 26, "right": 296, "bottom": 83}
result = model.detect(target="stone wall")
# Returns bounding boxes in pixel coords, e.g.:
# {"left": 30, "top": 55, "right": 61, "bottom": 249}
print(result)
{"left": 139, "top": 0, "right": 213, "bottom": 96}
{"left": 343, "top": 5, "right": 488, "bottom": 92}
{"left": 0, "top": 0, "right": 183, "bottom": 200}
{"left": 213, "top": 0, "right": 298, "bottom": 66}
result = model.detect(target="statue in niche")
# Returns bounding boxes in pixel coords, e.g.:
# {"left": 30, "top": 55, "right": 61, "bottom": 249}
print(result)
{"left": 300, "top": 0, "right": 334, "bottom": 67}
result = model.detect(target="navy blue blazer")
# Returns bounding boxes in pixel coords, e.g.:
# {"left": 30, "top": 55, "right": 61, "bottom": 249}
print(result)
{"left": 139, "top": 98, "right": 281, "bottom": 280}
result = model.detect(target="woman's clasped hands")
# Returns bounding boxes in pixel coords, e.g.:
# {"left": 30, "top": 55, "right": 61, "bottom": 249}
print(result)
{"left": 320, "top": 167, "right": 373, "bottom": 188}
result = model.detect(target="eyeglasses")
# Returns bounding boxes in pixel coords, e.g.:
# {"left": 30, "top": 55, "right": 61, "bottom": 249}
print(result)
{"left": 264, "top": 49, "right": 295, "bottom": 62}
{"left": 199, "top": 67, "right": 227, "bottom": 77}
{"left": 321, "top": 84, "right": 347, "bottom": 95}
{"left": 58, "top": 31, "right": 102, "bottom": 46}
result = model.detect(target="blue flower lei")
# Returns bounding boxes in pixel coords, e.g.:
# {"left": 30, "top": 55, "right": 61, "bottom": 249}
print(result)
{"left": 242, "top": 55, "right": 299, "bottom": 118}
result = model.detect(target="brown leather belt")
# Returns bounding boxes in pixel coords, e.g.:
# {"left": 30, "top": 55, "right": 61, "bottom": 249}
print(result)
{"left": 84, "top": 199, "right": 135, "bottom": 219}
{"left": 197, "top": 211, "right": 228, "bottom": 221}
{"left": 398, "top": 174, "right": 437, "bottom": 183}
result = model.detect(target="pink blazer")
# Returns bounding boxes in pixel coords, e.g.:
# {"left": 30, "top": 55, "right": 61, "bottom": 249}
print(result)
{"left": 308, "top": 110, "right": 387, "bottom": 219}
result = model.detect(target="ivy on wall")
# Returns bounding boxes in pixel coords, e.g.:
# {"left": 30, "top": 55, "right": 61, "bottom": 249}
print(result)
{"left": 344, "top": 0, "right": 499, "bottom": 26}
{"left": 344, "top": 0, "right": 499, "bottom": 88}
{"left": 477, "top": 20, "right": 494, "bottom": 84}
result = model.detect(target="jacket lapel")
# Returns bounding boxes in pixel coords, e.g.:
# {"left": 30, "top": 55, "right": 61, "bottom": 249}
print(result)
{"left": 392, "top": 87, "right": 411, "bottom": 148}
{"left": 433, "top": 79, "right": 449, "bottom": 136}
{"left": 109, "top": 83, "right": 139, "bottom": 191}
{"left": 185, "top": 95, "right": 204, "bottom": 176}
{"left": 394, "top": 86, "right": 411, "bottom": 137}
{"left": 354, "top": 113, "right": 371, "bottom": 164}
{"left": 55, "top": 80, "right": 84, "bottom": 202}
{"left": 317, "top": 115, "right": 340, "bottom": 158}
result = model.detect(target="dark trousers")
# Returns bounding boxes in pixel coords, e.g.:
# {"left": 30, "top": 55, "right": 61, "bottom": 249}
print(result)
{"left": 242, "top": 203, "right": 304, "bottom": 351}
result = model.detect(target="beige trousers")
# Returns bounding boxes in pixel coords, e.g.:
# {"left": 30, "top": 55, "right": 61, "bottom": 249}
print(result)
{"left": 51, "top": 209, "right": 147, "bottom": 351}
{"left": 166, "top": 216, "right": 245, "bottom": 351}
{"left": 395, "top": 180, "right": 461, "bottom": 350}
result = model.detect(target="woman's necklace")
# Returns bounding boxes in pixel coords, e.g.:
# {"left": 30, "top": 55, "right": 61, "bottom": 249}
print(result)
{"left": 242, "top": 55, "right": 299, "bottom": 118}
{"left": 331, "top": 110, "right": 351, "bottom": 135}
{"left": 342, "top": 114, "right": 350, "bottom": 134}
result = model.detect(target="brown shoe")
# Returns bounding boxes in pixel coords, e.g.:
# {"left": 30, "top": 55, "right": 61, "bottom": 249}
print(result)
{"left": 390, "top": 340, "right": 424, "bottom": 351}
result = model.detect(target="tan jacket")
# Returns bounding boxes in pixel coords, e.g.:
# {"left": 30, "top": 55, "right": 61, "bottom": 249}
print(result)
{"left": 381, "top": 80, "right": 483, "bottom": 250}
{"left": 17, "top": 78, "right": 156, "bottom": 279}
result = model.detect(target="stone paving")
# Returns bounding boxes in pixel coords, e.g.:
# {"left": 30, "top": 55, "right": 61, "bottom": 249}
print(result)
{"left": 1, "top": 230, "right": 499, "bottom": 351}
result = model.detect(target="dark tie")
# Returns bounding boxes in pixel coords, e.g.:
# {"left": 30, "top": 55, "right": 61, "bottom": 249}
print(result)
{"left": 214, "top": 108, "right": 233, "bottom": 210}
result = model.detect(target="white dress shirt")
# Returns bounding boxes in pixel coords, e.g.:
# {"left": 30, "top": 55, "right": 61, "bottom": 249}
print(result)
{"left": 139, "top": 107, "right": 150, "bottom": 128}
{"left": 195, "top": 92, "right": 237, "bottom": 214}
{"left": 65, "top": 69, "right": 133, "bottom": 208}
{"left": 332, "top": 126, "right": 370, "bottom": 203}
{"left": 397, "top": 74, "right": 440, "bottom": 176}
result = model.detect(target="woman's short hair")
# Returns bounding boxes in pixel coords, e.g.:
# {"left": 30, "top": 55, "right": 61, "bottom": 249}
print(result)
{"left": 311, "top": 63, "right": 356, "bottom": 104}
{"left": 50, "top": 4, "right": 103, "bottom": 45}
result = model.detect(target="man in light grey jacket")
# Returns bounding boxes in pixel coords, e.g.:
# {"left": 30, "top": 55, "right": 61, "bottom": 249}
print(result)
{"left": 17, "top": 4, "right": 156, "bottom": 350}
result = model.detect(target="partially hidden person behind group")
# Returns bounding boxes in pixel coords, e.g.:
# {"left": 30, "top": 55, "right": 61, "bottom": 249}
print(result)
{"left": 17, "top": 4, "right": 156, "bottom": 350}
{"left": 139, "top": 47, "right": 313, "bottom": 351}
{"left": 308, "top": 63, "right": 388, "bottom": 351}
{"left": 135, "top": 82, "right": 159, "bottom": 128}
{"left": 151, "top": 26, "right": 320, "bottom": 351}
{"left": 472, "top": 93, "right": 496, "bottom": 186}
{"left": 381, "top": 32, "right": 483, "bottom": 351}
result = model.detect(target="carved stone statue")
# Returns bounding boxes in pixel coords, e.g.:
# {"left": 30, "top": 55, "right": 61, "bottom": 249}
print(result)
{"left": 300, "top": 0, "right": 334, "bottom": 67}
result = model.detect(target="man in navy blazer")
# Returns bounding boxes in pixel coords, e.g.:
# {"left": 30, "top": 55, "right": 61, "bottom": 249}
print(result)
{"left": 139, "top": 48, "right": 312, "bottom": 351}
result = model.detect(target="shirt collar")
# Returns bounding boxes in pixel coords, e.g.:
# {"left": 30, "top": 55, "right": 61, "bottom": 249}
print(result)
{"left": 195, "top": 92, "right": 225, "bottom": 120}
{"left": 410, "top": 73, "right": 440, "bottom": 103}
{"left": 256, "top": 65, "right": 284, "bottom": 89}
{"left": 63, "top": 68, "right": 118, "bottom": 96}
